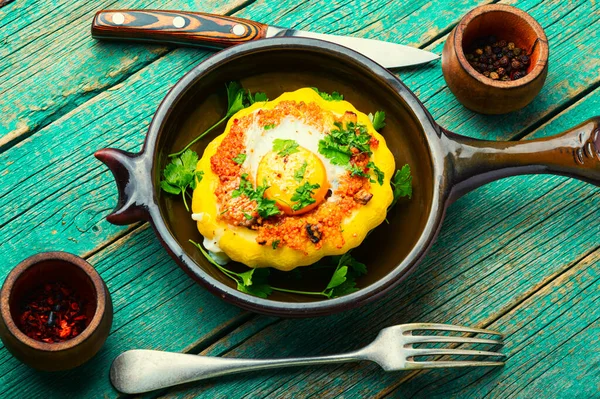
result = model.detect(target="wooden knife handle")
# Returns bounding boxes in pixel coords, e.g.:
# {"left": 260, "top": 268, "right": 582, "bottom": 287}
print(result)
{"left": 91, "top": 10, "right": 268, "bottom": 48}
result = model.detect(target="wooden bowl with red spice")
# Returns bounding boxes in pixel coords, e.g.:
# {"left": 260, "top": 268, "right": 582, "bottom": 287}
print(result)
{"left": 442, "top": 4, "right": 549, "bottom": 114}
{"left": 0, "top": 252, "right": 113, "bottom": 371}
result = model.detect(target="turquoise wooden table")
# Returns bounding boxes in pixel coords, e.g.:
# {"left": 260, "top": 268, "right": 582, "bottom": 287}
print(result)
{"left": 1, "top": 0, "right": 599, "bottom": 397}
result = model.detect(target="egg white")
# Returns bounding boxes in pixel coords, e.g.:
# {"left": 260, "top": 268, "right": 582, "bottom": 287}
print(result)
{"left": 240, "top": 113, "right": 347, "bottom": 191}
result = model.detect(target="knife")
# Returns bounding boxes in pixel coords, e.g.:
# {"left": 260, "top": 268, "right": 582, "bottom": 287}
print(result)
{"left": 91, "top": 10, "right": 439, "bottom": 68}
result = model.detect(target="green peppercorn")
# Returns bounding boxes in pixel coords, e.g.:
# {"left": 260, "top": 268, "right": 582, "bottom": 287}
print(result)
{"left": 475, "top": 48, "right": 483, "bottom": 56}
{"left": 483, "top": 71, "right": 490, "bottom": 77}
{"left": 507, "top": 42, "right": 515, "bottom": 50}
{"left": 489, "top": 72, "right": 499, "bottom": 80}
{"left": 501, "top": 75, "right": 510, "bottom": 81}
{"left": 513, "top": 47, "right": 522, "bottom": 56}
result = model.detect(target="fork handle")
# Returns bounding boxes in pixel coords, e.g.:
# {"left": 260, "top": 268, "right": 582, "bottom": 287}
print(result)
{"left": 110, "top": 349, "right": 368, "bottom": 394}
{"left": 91, "top": 10, "right": 268, "bottom": 49}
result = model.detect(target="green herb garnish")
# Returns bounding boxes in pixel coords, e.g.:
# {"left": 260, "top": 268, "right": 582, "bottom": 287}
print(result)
{"left": 370, "top": 111, "right": 386, "bottom": 131}
{"left": 367, "top": 161, "right": 384, "bottom": 185}
{"left": 291, "top": 182, "right": 320, "bottom": 211}
{"left": 390, "top": 164, "right": 413, "bottom": 208}
{"left": 311, "top": 87, "right": 344, "bottom": 101}
{"left": 232, "top": 174, "right": 281, "bottom": 219}
{"left": 246, "top": 90, "right": 268, "bottom": 105}
{"left": 294, "top": 162, "right": 308, "bottom": 182}
{"left": 160, "top": 150, "right": 203, "bottom": 211}
{"left": 232, "top": 153, "right": 246, "bottom": 164}
{"left": 272, "top": 139, "right": 299, "bottom": 157}
{"left": 243, "top": 212, "right": 253, "bottom": 220}
{"left": 170, "top": 82, "right": 268, "bottom": 158}
{"left": 318, "top": 121, "right": 372, "bottom": 166}
{"left": 269, "top": 253, "right": 365, "bottom": 298}
{"left": 264, "top": 123, "right": 276, "bottom": 130}
{"left": 190, "top": 240, "right": 272, "bottom": 298}
{"left": 272, "top": 240, "right": 281, "bottom": 250}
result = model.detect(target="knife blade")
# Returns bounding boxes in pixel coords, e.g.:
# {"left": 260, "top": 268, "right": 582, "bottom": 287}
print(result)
{"left": 91, "top": 9, "right": 439, "bottom": 68}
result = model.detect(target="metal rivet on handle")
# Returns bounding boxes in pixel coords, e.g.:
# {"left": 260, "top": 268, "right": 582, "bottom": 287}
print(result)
{"left": 173, "top": 16, "right": 185, "bottom": 28}
{"left": 232, "top": 24, "right": 245, "bottom": 36}
{"left": 112, "top": 13, "right": 125, "bottom": 25}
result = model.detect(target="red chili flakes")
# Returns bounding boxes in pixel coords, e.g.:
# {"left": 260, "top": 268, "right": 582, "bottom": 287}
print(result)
{"left": 18, "top": 282, "right": 88, "bottom": 343}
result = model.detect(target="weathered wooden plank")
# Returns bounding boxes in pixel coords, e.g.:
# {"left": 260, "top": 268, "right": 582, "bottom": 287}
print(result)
{"left": 402, "top": 0, "right": 600, "bottom": 141}
{"left": 0, "top": 0, "right": 247, "bottom": 149}
{"left": 0, "top": 0, "right": 597, "bottom": 398}
{"left": 0, "top": 0, "right": 496, "bottom": 150}
{"left": 0, "top": 225, "right": 248, "bottom": 398}
{"left": 379, "top": 249, "right": 600, "bottom": 399}
{"left": 156, "top": 87, "right": 600, "bottom": 398}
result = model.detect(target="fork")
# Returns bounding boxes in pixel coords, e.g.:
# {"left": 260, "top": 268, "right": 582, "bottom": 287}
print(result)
{"left": 110, "top": 323, "right": 505, "bottom": 394}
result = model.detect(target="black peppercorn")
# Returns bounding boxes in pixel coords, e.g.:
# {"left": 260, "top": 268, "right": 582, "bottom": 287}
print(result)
{"left": 466, "top": 36, "right": 530, "bottom": 81}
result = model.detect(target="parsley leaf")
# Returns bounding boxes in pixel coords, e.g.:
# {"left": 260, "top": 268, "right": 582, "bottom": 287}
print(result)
{"left": 232, "top": 153, "right": 246, "bottom": 164}
{"left": 318, "top": 137, "right": 352, "bottom": 165}
{"left": 169, "top": 82, "right": 267, "bottom": 158}
{"left": 390, "top": 164, "right": 413, "bottom": 208}
{"left": 319, "top": 121, "right": 373, "bottom": 167}
{"left": 190, "top": 240, "right": 272, "bottom": 298}
{"left": 225, "top": 81, "right": 246, "bottom": 117}
{"left": 272, "top": 240, "right": 281, "bottom": 249}
{"left": 243, "top": 212, "right": 253, "bottom": 220}
{"left": 264, "top": 124, "right": 276, "bottom": 130}
{"left": 160, "top": 150, "right": 201, "bottom": 211}
{"left": 246, "top": 90, "right": 268, "bottom": 105}
{"left": 232, "top": 175, "right": 281, "bottom": 219}
{"left": 370, "top": 111, "right": 386, "bottom": 131}
{"left": 294, "top": 162, "right": 308, "bottom": 182}
{"left": 291, "top": 182, "right": 320, "bottom": 211}
{"left": 367, "top": 161, "right": 384, "bottom": 185}
{"left": 272, "top": 139, "right": 299, "bottom": 157}
{"left": 311, "top": 87, "right": 344, "bottom": 101}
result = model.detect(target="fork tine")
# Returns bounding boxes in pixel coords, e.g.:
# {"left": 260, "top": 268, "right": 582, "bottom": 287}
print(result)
{"left": 408, "top": 348, "right": 506, "bottom": 358}
{"left": 405, "top": 360, "right": 505, "bottom": 370}
{"left": 402, "top": 323, "right": 503, "bottom": 336}
{"left": 404, "top": 336, "right": 503, "bottom": 346}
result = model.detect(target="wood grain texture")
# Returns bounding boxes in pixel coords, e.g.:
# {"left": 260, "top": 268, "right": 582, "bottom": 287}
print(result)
{"left": 0, "top": 0, "right": 248, "bottom": 150}
{"left": 0, "top": 0, "right": 598, "bottom": 397}
{"left": 92, "top": 10, "right": 268, "bottom": 47}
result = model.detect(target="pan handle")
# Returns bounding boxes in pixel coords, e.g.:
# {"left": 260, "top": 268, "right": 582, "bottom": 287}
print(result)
{"left": 95, "top": 148, "right": 152, "bottom": 225}
{"left": 442, "top": 117, "right": 600, "bottom": 203}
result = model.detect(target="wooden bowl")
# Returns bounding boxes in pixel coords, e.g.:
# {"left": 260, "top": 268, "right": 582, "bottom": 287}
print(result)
{"left": 0, "top": 252, "right": 113, "bottom": 371}
{"left": 442, "top": 4, "right": 549, "bottom": 114}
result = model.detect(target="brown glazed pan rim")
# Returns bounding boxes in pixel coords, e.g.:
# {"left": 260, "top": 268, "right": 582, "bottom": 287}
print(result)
{"left": 144, "top": 38, "right": 446, "bottom": 316}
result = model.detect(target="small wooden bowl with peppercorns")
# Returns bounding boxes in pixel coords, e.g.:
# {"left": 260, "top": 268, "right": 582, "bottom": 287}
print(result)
{"left": 0, "top": 252, "right": 113, "bottom": 371}
{"left": 442, "top": 4, "right": 549, "bottom": 114}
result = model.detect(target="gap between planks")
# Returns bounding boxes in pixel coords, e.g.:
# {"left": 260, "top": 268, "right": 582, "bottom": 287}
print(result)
{"left": 0, "top": 0, "right": 259, "bottom": 154}
{"left": 374, "top": 245, "right": 600, "bottom": 399}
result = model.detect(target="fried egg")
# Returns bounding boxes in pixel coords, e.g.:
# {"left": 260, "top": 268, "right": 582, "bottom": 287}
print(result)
{"left": 191, "top": 88, "right": 395, "bottom": 271}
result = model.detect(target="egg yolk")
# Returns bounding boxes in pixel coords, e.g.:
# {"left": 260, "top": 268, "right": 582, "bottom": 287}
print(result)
{"left": 256, "top": 146, "right": 329, "bottom": 216}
